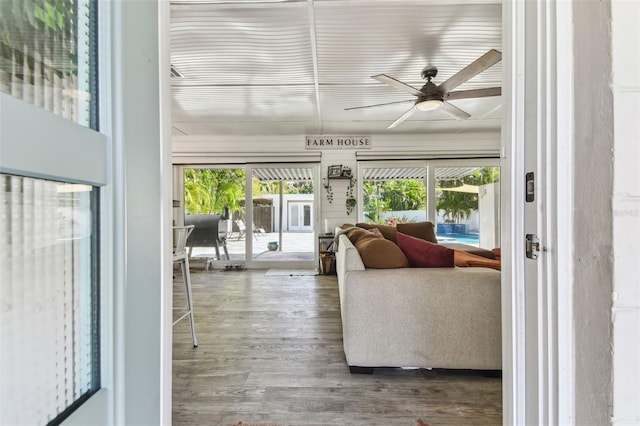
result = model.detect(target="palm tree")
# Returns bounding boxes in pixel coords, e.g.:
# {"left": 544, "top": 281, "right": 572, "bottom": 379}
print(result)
{"left": 436, "top": 167, "right": 500, "bottom": 223}
{"left": 184, "top": 169, "right": 245, "bottom": 215}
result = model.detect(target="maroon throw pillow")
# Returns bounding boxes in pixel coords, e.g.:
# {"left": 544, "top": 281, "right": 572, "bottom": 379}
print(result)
{"left": 396, "top": 232, "right": 454, "bottom": 268}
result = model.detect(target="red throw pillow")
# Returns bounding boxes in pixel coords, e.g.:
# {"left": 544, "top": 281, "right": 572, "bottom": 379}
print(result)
{"left": 396, "top": 232, "right": 454, "bottom": 268}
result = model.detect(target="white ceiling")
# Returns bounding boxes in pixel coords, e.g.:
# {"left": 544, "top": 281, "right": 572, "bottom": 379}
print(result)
{"left": 170, "top": 0, "right": 502, "bottom": 137}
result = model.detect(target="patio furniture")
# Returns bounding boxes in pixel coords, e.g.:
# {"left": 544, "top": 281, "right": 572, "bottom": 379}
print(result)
{"left": 234, "top": 219, "right": 258, "bottom": 241}
{"left": 173, "top": 225, "right": 198, "bottom": 347}
{"left": 185, "top": 214, "right": 230, "bottom": 269}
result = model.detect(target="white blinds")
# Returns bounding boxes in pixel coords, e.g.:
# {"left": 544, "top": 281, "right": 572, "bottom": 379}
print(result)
{"left": 0, "top": 174, "right": 99, "bottom": 425}
{"left": 0, "top": 0, "right": 96, "bottom": 128}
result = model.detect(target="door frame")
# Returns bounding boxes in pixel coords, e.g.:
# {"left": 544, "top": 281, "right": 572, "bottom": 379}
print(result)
{"left": 502, "top": 1, "right": 573, "bottom": 424}
{"left": 245, "top": 162, "right": 320, "bottom": 270}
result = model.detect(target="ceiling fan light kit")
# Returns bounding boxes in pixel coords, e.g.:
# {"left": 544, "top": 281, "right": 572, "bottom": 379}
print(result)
{"left": 415, "top": 99, "right": 443, "bottom": 111}
{"left": 346, "top": 49, "right": 502, "bottom": 129}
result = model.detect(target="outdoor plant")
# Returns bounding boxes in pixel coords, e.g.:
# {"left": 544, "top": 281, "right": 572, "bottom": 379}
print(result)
{"left": 436, "top": 167, "right": 500, "bottom": 223}
{"left": 184, "top": 168, "right": 245, "bottom": 215}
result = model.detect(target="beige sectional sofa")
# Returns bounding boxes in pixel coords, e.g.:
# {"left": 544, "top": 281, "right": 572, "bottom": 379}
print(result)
{"left": 335, "top": 232, "right": 502, "bottom": 373}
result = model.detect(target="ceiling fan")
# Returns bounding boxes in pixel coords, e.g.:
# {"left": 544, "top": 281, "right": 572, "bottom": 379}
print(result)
{"left": 345, "top": 49, "right": 502, "bottom": 129}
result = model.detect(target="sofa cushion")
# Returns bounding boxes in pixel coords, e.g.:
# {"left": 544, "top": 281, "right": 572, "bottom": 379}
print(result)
{"left": 347, "top": 229, "right": 407, "bottom": 269}
{"left": 396, "top": 221, "right": 438, "bottom": 244}
{"left": 355, "top": 223, "right": 398, "bottom": 244}
{"left": 396, "top": 232, "right": 454, "bottom": 268}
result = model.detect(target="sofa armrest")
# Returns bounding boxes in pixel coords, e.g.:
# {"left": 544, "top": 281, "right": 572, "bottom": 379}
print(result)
{"left": 336, "top": 234, "right": 365, "bottom": 275}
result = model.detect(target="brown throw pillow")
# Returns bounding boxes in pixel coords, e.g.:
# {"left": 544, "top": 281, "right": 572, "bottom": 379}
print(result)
{"left": 346, "top": 228, "right": 382, "bottom": 245}
{"left": 396, "top": 221, "right": 438, "bottom": 244}
{"left": 396, "top": 232, "right": 454, "bottom": 268}
{"left": 355, "top": 237, "right": 409, "bottom": 269}
{"left": 355, "top": 222, "right": 398, "bottom": 244}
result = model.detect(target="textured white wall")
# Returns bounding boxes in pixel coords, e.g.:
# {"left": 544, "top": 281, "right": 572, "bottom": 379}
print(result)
{"left": 572, "top": 2, "right": 615, "bottom": 425}
{"left": 611, "top": 0, "right": 640, "bottom": 424}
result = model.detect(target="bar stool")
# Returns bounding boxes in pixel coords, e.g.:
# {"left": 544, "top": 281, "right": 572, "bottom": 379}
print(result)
{"left": 173, "top": 225, "right": 198, "bottom": 347}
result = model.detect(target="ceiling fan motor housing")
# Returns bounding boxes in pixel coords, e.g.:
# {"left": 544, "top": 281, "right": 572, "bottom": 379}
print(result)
{"left": 417, "top": 81, "right": 443, "bottom": 102}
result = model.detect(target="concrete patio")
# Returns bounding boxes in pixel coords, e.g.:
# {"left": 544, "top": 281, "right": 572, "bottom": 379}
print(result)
{"left": 189, "top": 231, "right": 317, "bottom": 264}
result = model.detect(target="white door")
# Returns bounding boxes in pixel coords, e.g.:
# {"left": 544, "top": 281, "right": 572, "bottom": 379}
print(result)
{"left": 289, "top": 202, "right": 313, "bottom": 231}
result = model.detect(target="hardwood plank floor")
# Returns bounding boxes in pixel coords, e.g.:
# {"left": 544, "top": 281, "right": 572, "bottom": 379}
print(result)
{"left": 172, "top": 270, "right": 502, "bottom": 426}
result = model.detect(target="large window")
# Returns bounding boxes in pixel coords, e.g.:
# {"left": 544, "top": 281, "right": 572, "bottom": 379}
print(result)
{"left": 0, "top": 0, "right": 102, "bottom": 424}
{"left": 359, "top": 160, "right": 500, "bottom": 249}
{"left": 0, "top": 0, "right": 98, "bottom": 129}
{"left": 0, "top": 175, "right": 100, "bottom": 425}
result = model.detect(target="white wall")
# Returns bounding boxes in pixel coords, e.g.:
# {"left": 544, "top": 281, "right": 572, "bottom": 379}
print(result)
{"left": 611, "top": 1, "right": 640, "bottom": 424}
{"left": 572, "top": 2, "right": 615, "bottom": 424}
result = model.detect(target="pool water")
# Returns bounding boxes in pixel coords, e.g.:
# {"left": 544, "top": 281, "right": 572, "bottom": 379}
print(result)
{"left": 437, "top": 233, "right": 480, "bottom": 245}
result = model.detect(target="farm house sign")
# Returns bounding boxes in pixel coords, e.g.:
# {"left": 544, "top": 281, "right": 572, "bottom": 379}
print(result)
{"left": 305, "top": 135, "right": 372, "bottom": 150}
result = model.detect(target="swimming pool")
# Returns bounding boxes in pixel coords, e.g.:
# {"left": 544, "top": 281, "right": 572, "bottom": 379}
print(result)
{"left": 437, "top": 232, "right": 480, "bottom": 245}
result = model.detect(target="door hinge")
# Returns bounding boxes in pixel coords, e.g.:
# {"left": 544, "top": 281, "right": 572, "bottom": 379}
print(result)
{"left": 526, "top": 234, "right": 540, "bottom": 259}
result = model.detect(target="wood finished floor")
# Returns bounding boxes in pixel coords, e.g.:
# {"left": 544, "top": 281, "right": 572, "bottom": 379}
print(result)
{"left": 172, "top": 270, "right": 501, "bottom": 426}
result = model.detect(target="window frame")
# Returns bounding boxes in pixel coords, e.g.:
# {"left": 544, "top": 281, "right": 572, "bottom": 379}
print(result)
{"left": 0, "top": 0, "right": 108, "bottom": 422}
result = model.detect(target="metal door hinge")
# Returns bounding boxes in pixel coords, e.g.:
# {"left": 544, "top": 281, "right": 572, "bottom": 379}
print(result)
{"left": 526, "top": 234, "right": 540, "bottom": 259}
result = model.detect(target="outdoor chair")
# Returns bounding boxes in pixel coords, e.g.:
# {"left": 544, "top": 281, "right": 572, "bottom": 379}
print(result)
{"left": 234, "top": 219, "right": 258, "bottom": 241}
{"left": 173, "top": 225, "right": 198, "bottom": 347}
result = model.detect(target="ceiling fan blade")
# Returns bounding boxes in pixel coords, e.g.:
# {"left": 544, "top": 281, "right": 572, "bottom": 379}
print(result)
{"left": 344, "top": 99, "right": 415, "bottom": 111}
{"left": 372, "top": 74, "right": 424, "bottom": 97}
{"left": 446, "top": 87, "right": 502, "bottom": 100}
{"left": 387, "top": 107, "right": 417, "bottom": 129}
{"left": 440, "top": 101, "right": 471, "bottom": 120}
{"left": 438, "top": 49, "right": 502, "bottom": 93}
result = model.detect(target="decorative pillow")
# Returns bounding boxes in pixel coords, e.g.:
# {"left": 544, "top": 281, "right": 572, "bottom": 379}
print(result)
{"left": 396, "top": 221, "right": 438, "bottom": 244}
{"left": 396, "top": 232, "right": 454, "bottom": 268}
{"left": 355, "top": 222, "right": 398, "bottom": 244}
{"left": 346, "top": 228, "right": 383, "bottom": 245}
{"left": 354, "top": 237, "right": 409, "bottom": 269}
{"left": 368, "top": 227, "right": 384, "bottom": 238}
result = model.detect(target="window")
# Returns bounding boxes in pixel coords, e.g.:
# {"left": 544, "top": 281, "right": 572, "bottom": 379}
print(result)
{"left": 359, "top": 160, "right": 501, "bottom": 249}
{"left": 0, "top": 0, "right": 98, "bottom": 129}
{"left": 0, "top": 175, "right": 100, "bottom": 425}
{"left": 0, "top": 1, "right": 101, "bottom": 424}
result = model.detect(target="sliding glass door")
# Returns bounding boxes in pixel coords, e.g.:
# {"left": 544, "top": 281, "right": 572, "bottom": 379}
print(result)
{"left": 433, "top": 165, "right": 500, "bottom": 249}
{"left": 176, "top": 163, "right": 319, "bottom": 269}
{"left": 360, "top": 162, "right": 428, "bottom": 225}
{"left": 181, "top": 167, "right": 247, "bottom": 267}
{"left": 358, "top": 160, "right": 500, "bottom": 249}
{"left": 249, "top": 164, "right": 319, "bottom": 269}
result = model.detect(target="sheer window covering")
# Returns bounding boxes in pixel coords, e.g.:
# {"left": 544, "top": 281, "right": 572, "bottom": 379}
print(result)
{"left": 0, "top": 0, "right": 98, "bottom": 129}
{"left": 0, "top": 0, "right": 101, "bottom": 424}
{"left": 0, "top": 175, "right": 100, "bottom": 425}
